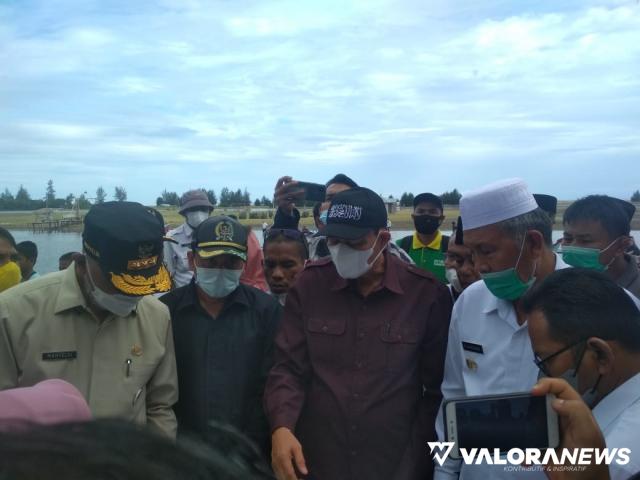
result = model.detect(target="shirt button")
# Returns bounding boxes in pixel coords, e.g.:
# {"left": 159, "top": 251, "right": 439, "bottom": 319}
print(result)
{"left": 351, "top": 450, "right": 357, "bottom": 457}
{"left": 321, "top": 325, "right": 328, "bottom": 332}
{"left": 352, "top": 392, "right": 359, "bottom": 399}
{"left": 357, "top": 331, "right": 365, "bottom": 339}
{"left": 351, "top": 424, "right": 357, "bottom": 431}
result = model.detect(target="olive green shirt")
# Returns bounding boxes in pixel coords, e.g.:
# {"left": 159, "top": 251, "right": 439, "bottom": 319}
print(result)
{"left": 0, "top": 265, "right": 178, "bottom": 438}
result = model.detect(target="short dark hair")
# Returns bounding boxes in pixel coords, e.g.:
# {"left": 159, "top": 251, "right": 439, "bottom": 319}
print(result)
{"left": 0, "top": 419, "right": 274, "bottom": 479}
{"left": 16, "top": 241, "right": 37, "bottom": 262}
{"left": 413, "top": 193, "right": 443, "bottom": 211}
{"left": 563, "top": 195, "right": 631, "bottom": 238}
{"left": 59, "top": 251, "right": 80, "bottom": 263}
{"left": 325, "top": 174, "right": 358, "bottom": 189}
{"left": 522, "top": 268, "right": 640, "bottom": 352}
{"left": 263, "top": 229, "right": 309, "bottom": 260}
{"left": 0, "top": 227, "right": 16, "bottom": 248}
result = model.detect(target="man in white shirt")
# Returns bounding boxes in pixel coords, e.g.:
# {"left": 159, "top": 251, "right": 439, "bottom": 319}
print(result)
{"left": 434, "top": 178, "right": 568, "bottom": 480}
{"left": 523, "top": 268, "right": 640, "bottom": 480}
{"left": 164, "top": 190, "right": 214, "bottom": 288}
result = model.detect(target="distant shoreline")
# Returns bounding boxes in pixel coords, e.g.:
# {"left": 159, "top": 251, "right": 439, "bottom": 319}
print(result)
{"left": 1, "top": 203, "right": 639, "bottom": 232}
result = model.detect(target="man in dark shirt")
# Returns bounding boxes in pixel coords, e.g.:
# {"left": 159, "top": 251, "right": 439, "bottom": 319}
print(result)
{"left": 161, "top": 215, "right": 281, "bottom": 455}
{"left": 265, "top": 188, "right": 452, "bottom": 480}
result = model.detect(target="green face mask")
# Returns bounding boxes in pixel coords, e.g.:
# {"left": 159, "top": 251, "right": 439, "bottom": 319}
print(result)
{"left": 481, "top": 236, "right": 537, "bottom": 301}
{"left": 561, "top": 239, "right": 618, "bottom": 271}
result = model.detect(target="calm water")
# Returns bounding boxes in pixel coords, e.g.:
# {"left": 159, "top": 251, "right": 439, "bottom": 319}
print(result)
{"left": 13, "top": 229, "right": 640, "bottom": 275}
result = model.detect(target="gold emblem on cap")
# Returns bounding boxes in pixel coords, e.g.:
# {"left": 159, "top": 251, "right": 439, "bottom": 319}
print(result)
{"left": 127, "top": 255, "right": 158, "bottom": 271}
{"left": 466, "top": 358, "right": 478, "bottom": 371}
{"left": 215, "top": 221, "right": 234, "bottom": 242}
{"left": 131, "top": 344, "right": 143, "bottom": 356}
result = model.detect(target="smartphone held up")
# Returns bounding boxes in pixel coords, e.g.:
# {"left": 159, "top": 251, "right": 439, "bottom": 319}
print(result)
{"left": 443, "top": 392, "right": 560, "bottom": 459}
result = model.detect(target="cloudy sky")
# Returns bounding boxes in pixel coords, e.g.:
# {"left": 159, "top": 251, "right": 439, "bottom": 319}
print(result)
{"left": 1, "top": 0, "right": 639, "bottom": 204}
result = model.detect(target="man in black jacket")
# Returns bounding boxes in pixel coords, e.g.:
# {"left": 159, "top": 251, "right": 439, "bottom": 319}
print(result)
{"left": 160, "top": 215, "right": 281, "bottom": 456}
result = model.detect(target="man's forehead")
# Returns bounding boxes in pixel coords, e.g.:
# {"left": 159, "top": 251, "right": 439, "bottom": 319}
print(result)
{"left": 563, "top": 218, "right": 608, "bottom": 237}
{"left": 463, "top": 223, "right": 509, "bottom": 245}
{"left": 414, "top": 201, "right": 441, "bottom": 211}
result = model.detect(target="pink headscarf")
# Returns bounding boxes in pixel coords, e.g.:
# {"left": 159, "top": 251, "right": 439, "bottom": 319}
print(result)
{"left": 0, "top": 379, "right": 92, "bottom": 430}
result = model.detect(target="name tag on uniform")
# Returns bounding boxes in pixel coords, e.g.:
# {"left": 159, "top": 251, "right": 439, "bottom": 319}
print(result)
{"left": 42, "top": 351, "right": 77, "bottom": 361}
{"left": 462, "top": 342, "right": 484, "bottom": 354}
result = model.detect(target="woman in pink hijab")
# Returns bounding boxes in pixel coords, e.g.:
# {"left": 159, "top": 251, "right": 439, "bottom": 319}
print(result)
{"left": 0, "top": 379, "right": 91, "bottom": 429}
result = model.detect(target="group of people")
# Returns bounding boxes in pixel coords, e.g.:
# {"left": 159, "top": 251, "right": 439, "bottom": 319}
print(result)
{"left": 0, "top": 174, "right": 639, "bottom": 480}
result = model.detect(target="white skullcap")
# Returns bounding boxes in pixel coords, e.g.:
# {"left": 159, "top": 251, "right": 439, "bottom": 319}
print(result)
{"left": 460, "top": 178, "right": 538, "bottom": 231}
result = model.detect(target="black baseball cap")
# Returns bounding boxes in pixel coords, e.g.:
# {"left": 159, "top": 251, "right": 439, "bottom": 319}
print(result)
{"left": 533, "top": 194, "right": 558, "bottom": 216}
{"left": 191, "top": 216, "right": 248, "bottom": 261}
{"left": 83, "top": 202, "right": 171, "bottom": 296}
{"left": 319, "top": 187, "right": 388, "bottom": 240}
{"left": 413, "top": 192, "right": 443, "bottom": 211}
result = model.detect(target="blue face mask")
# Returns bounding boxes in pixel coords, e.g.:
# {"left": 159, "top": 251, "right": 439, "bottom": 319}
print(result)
{"left": 196, "top": 266, "right": 242, "bottom": 298}
{"left": 481, "top": 236, "right": 537, "bottom": 301}
{"left": 319, "top": 210, "right": 328, "bottom": 226}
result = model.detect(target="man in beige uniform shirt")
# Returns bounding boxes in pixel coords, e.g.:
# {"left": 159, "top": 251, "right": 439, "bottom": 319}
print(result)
{"left": 0, "top": 201, "right": 178, "bottom": 438}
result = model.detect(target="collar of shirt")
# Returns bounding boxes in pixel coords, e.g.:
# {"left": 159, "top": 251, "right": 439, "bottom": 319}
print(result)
{"left": 592, "top": 372, "right": 640, "bottom": 433}
{"left": 481, "top": 253, "right": 569, "bottom": 317}
{"left": 412, "top": 230, "right": 442, "bottom": 250}
{"left": 175, "top": 279, "right": 251, "bottom": 313}
{"left": 330, "top": 249, "right": 404, "bottom": 295}
{"left": 54, "top": 263, "right": 88, "bottom": 314}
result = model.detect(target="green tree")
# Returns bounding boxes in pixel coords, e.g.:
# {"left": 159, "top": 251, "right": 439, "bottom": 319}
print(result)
{"left": 159, "top": 189, "right": 180, "bottom": 206}
{"left": 15, "top": 185, "right": 31, "bottom": 210}
{"left": 95, "top": 186, "right": 107, "bottom": 204}
{"left": 46, "top": 179, "right": 56, "bottom": 207}
{"left": 254, "top": 198, "right": 261, "bottom": 207}
{"left": 206, "top": 189, "right": 217, "bottom": 206}
{"left": 114, "top": 186, "right": 127, "bottom": 202}
{"left": 632, "top": 190, "right": 640, "bottom": 203}
{"left": 65, "top": 193, "right": 75, "bottom": 209}
{"left": 78, "top": 193, "right": 92, "bottom": 209}
{"left": 440, "top": 188, "right": 461, "bottom": 205}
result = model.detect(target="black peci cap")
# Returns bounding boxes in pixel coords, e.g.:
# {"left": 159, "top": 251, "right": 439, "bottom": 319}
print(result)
{"left": 533, "top": 194, "right": 558, "bottom": 216}
{"left": 82, "top": 202, "right": 171, "bottom": 296}
{"left": 319, "top": 187, "right": 388, "bottom": 240}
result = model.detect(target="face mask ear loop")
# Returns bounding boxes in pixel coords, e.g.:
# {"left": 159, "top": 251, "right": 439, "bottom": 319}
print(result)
{"left": 601, "top": 237, "right": 622, "bottom": 270}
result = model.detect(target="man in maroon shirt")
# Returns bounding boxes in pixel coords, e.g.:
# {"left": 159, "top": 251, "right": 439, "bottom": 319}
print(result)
{"left": 264, "top": 187, "right": 452, "bottom": 480}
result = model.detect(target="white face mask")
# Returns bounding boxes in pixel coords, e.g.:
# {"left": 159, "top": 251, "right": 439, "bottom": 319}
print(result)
{"left": 86, "top": 267, "right": 141, "bottom": 317}
{"left": 328, "top": 232, "right": 386, "bottom": 279}
{"left": 185, "top": 210, "right": 210, "bottom": 229}
{"left": 196, "top": 266, "right": 242, "bottom": 298}
{"left": 445, "top": 268, "right": 463, "bottom": 293}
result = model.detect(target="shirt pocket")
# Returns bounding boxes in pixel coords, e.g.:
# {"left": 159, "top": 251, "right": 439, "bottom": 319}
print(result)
{"left": 123, "top": 360, "right": 156, "bottom": 417}
{"left": 306, "top": 315, "right": 347, "bottom": 365}
{"left": 379, "top": 319, "right": 420, "bottom": 372}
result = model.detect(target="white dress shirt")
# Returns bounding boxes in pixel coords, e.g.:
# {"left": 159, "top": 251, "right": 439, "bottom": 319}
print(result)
{"left": 593, "top": 373, "right": 640, "bottom": 480}
{"left": 434, "top": 254, "right": 568, "bottom": 480}
{"left": 163, "top": 223, "right": 194, "bottom": 288}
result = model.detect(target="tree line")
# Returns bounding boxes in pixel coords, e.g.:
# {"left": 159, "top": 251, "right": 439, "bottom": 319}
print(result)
{"left": 0, "top": 180, "right": 126, "bottom": 210}
{"left": 156, "top": 188, "right": 275, "bottom": 208}
{"left": 399, "top": 189, "right": 463, "bottom": 207}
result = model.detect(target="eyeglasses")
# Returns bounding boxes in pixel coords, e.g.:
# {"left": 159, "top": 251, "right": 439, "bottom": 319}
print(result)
{"left": 533, "top": 339, "right": 586, "bottom": 377}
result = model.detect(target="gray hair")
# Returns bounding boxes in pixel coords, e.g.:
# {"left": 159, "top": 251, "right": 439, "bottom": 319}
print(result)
{"left": 497, "top": 208, "right": 552, "bottom": 247}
